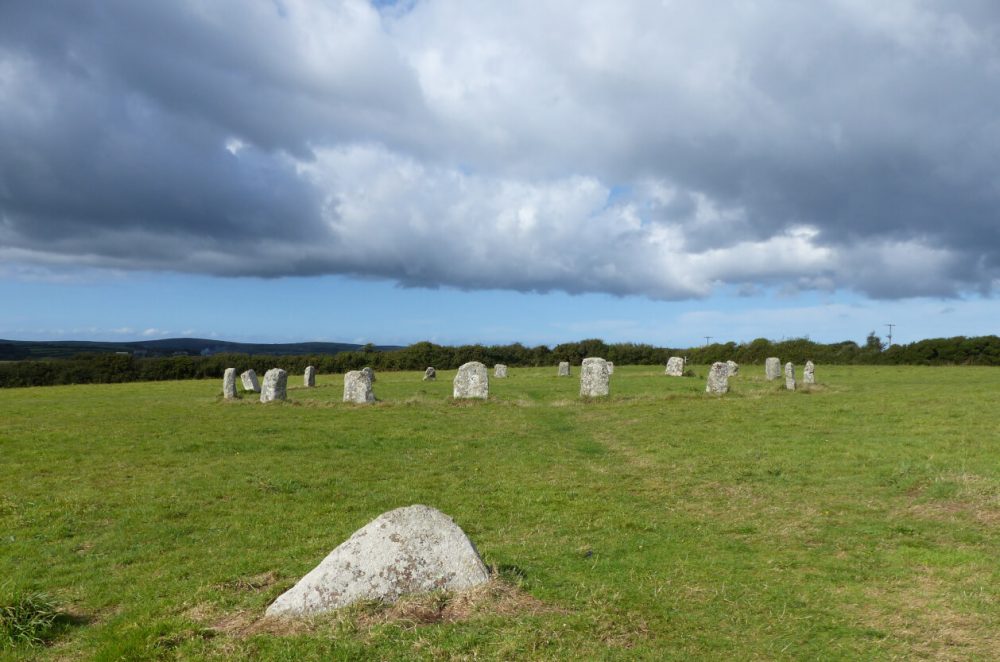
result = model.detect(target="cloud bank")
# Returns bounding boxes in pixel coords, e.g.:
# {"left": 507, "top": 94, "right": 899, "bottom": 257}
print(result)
{"left": 1, "top": 0, "right": 999, "bottom": 299}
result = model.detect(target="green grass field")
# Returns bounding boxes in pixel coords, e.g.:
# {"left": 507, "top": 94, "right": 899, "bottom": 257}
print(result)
{"left": 2, "top": 365, "right": 999, "bottom": 660}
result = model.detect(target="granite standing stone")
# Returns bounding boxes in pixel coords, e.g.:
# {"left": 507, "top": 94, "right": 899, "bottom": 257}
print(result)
{"left": 260, "top": 368, "right": 288, "bottom": 403}
{"left": 803, "top": 360, "right": 816, "bottom": 384}
{"left": 304, "top": 365, "right": 316, "bottom": 388}
{"left": 222, "top": 368, "right": 237, "bottom": 400}
{"left": 361, "top": 366, "right": 376, "bottom": 383}
{"left": 785, "top": 362, "right": 796, "bottom": 390}
{"left": 423, "top": 367, "right": 436, "bottom": 381}
{"left": 494, "top": 364, "right": 508, "bottom": 378}
{"left": 343, "top": 370, "right": 375, "bottom": 404}
{"left": 453, "top": 361, "right": 488, "bottom": 399}
{"left": 666, "top": 356, "right": 685, "bottom": 376}
{"left": 726, "top": 360, "right": 739, "bottom": 376}
{"left": 265, "top": 505, "right": 489, "bottom": 617}
{"left": 580, "top": 357, "right": 611, "bottom": 397}
{"left": 607, "top": 362, "right": 614, "bottom": 374}
{"left": 240, "top": 369, "right": 260, "bottom": 392}
{"left": 706, "top": 362, "right": 729, "bottom": 394}
{"left": 558, "top": 361, "right": 571, "bottom": 377}
{"left": 765, "top": 357, "right": 781, "bottom": 381}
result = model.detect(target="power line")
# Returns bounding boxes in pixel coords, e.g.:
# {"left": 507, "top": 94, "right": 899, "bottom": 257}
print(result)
{"left": 885, "top": 323, "right": 895, "bottom": 347}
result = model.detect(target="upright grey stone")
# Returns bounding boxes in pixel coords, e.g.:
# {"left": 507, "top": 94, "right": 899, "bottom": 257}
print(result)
{"left": 222, "top": 368, "right": 237, "bottom": 400}
{"left": 453, "top": 361, "right": 488, "bottom": 399}
{"left": 423, "top": 367, "right": 436, "bottom": 381}
{"left": 304, "top": 366, "right": 316, "bottom": 388}
{"left": 343, "top": 370, "right": 375, "bottom": 404}
{"left": 726, "top": 360, "right": 739, "bottom": 376}
{"left": 666, "top": 356, "right": 685, "bottom": 376}
{"left": 803, "top": 360, "right": 816, "bottom": 385}
{"left": 558, "top": 361, "right": 571, "bottom": 377}
{"left": 706, "top": 362, "right": 729, "bottom": 394}
{"left": 607, "top": 362, "right": 614, "bottom": 374}
{"left": 260, "top": 368, "right": 288, "bottom": 403}
{"left": 785, "top": 362, "right": 796, "bottom": 391}
{"left": 240, "top": 369, "right": 260, "bottom": 392}
{"left": 361, "top": 366, "right": 376, "bottom": 383}
{"left": 265, "top": 505, "right": 489, "bottom": 617}
{"left": 580, "top": 357, "right": 610, "bottom": 397}
{"left": 765, "top": 357, "right": 781, "bottom": 381}
{"left": 494, "top": 364, "right": 508, "bottom": 378}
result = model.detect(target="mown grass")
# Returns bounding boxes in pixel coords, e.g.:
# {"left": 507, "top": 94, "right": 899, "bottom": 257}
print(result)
{"left": 1, "top": 365, "right": 998, "bottom": 660}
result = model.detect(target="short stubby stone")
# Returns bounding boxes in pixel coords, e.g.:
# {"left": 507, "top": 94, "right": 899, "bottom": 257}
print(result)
{"left": 726, "top": 360, "right": 739, "bottom": 376}
{"left": 361, "top": 366, "right": 376, "bottom": 383}
{"left": 765, "top": 357, "right": 781, "bottom": 381}
{"left": 580, "top": 357, "right": 610, "bottom": 397}
{"left": 607, "top": 362, "right": 614, "bottom": 374}
{"left": 706, "top": 362, "right": 729, "bottom": 394}
{"left": 223, "top": 368, "right": 238, "bottom": 400}
{"left": 666, "top": 356, "right": 685, "bottom": 376}
{"left": 304, "top": 366, "right": 316, "bottom": 388}
{"left": 558, "top": 362, "right": 571, "bottom": 377}
{"left": 803, "top": 360, "right": 816, "bottom": 385}
{"left": 260, "top": 368, "right": 288, "bottom": 403}
{"left": 265, "top": 505, "right": 490, "bottom": 617}
{"left": 343, "top": 370, "right": 375, "bottom": 404}
{"left": 494, "top": 364, "right": 508, "bottom": 378}
{"left": 423, "top": 367, "right": 436, "bottom": 381}
{"left": 785, "top": 362, "right": 796, "bottom": 391}
{"left": 241, "top": 369, "right": 260, "bottom": 392}
{"left": 453, "top": 361, "right": 488, "bottom": 399}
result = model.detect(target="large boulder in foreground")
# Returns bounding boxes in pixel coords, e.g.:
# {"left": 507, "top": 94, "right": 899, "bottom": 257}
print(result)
{"left": 265, "top": 505, "right": 489, "bottom": 617}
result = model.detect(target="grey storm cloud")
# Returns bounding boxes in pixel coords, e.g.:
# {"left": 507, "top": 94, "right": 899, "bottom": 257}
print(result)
{"left": 1, "top": 0, "right": 999, "bottom": 299}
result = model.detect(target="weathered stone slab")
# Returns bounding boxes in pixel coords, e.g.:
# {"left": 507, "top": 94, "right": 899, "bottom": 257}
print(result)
{"left": 240, "top": 369, "right": 260, "bottom": 392}
{"left": 726, "top": 360, "right": 739, "bottom": 376}
{"left": 423, "top": 367, "right": 436, "bottom": 381}
{"left": 265, "top": 505, "right": 489, "bottom": 617}
{"left": 580, "top": 357, "right": 610, "bottom": 397}
{"left": 558, "top": 361, "right": 571, "bottom": 377}
{"left": 304, "top": 366, "right": 316, "bottom": 388}
{"left": 223, "top": 368, "right": 237, "bottom": 400}
{"left": 803, "top": 360, "right": 815, "bottom": 385}
{"left": 494, "top": 364, "right": 508, "bottom": 378}
{"left": 362, "top": 366, "right": 376, "bottom": 383}
{"left": 607, "top": 362, "right": 614, "bottom": 374}
{"left": 706, "top": 362, "right": 729, "bottom": 394}
{"left": 666, "top": 356, "right": 685, "bottom": 376}
{"left": 343, "top": 370, "right": 375, "bottom": 404}
{"left": 260, "top": 368, "right": 288, "bottom": 403}
{"left": 785, "top": 362, "right": 796, "bottom": 391}
{"left": 453, "top": 361, "right": 488, "bottom": 399}
{"left": 765, "top": 357, "right": 781, "bottom": 381}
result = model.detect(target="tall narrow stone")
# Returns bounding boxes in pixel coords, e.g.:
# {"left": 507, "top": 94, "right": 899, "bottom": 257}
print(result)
{"left": 361, "top": 366, "right": 376, "bottom": 383}
{"left": 423, "top": 367, "right": 436, "bottom": 381}
{"left": 607, "top": 362, "right": 615, "bottom": 374}
{"left": 222, "top": 368, "right": 238, "bottom": 400}
{"left": 260, "top": 368, "right": 288, "bottom": 403}
{"left": 765, "top": 357, "right": 781, "bottom": 381}
{"left": 494, "top": 364, "right": 508, "bottom": 378}
{"left": 343, "top": 370, "right": 375, "bottom": 404}
{"left": 454, "top": 361, "right": 489, "bottom": 399}
{"left": 706, "top": 362, "right": 729, "bottom": 394}
{"left": 580, "top": 357, "right": 610, "bottom": 397}
{"left": 240, "top": 369, "right": 260, "bottom": 392}
{"left": 558, "top": 362, "right": 571, "bottom": 377}
{"left": 726, "top": 360, "right": 739, "bottom": 376}
{"left": 304, "top": 366, "right": 316, "bottom": 387}
{"left": 785, "top": 362, "right": 796, "bottom": 391}
{"left": 666, "top": 356, "right": 685, "bottom": 376}
{"left": 803, "top": 361, "right": 816, "bottom": 385}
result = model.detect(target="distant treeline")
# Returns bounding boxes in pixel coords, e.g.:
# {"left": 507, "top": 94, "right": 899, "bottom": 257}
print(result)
{"left": 0, "top": 334, "right": 997, "bottom": 388}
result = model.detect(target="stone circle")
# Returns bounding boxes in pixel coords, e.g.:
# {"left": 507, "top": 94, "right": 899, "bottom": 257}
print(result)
{"left": 726, "top": 360, "right": 739, "bottom": 376}
{"left": 423, "top": 367, "right": 436, "bottom": 381}
{"left": 666, "top": 356, "right": 685, "bottom": 376}
{"left": 558, "top": 361, "right": 571, "bottom": 377}
{"left": 260, "top": 368, "right": 288, "bottom": 403}
{"left": 580, "top": 357, "right": 610, "bottom": 397}
{"left": 304, "top": 365, "right": 316, "bottom": 388}
{"left": 343, "top": 370, "right": 375, "bottom": 404}
{"left": 222, "top": 368, "right": 237, "bottom": 400}
{"left": 240, "top": 369, "right": 260, "bottom": 392}
{"left": 361, "top": 366, "right": 376, "bottom": 383}
{"left": 706, "top": 362, "right": 729, "bottom": 394}
{"left": 494, "top": 364, "right": 508, "bottom": 378}
{"left": 785, "top": 362, "right": 796, "bottom": 390}
{"left": 453, "top": 361, "right": 488, "bottom": 399}
{"left": 765, "top": 357, "right": 781, "bottom": 381}
{"left": 803, "top": 360, "right": 816, "bottom": 384}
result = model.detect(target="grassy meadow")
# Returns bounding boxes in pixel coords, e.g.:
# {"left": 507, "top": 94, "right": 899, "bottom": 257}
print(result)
{"left": 1, "top": 365, "right": 999, "bottom": 660}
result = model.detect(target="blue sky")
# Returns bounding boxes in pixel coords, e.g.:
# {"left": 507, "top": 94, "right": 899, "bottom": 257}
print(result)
{"left": 1, "top": 1, "right": 998, "bottom": 348}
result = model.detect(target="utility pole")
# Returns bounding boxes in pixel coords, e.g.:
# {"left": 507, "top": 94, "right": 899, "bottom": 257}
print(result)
{"left": 885, "top": 323, "right": 895, "bottom": 347}
{"left": 704, "top": 336, "right": 713, "bottom": 345}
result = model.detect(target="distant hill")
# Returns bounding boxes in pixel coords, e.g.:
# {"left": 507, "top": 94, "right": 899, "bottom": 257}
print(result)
{"left": 0, "top": 338, "right": 402, "bottom": 360}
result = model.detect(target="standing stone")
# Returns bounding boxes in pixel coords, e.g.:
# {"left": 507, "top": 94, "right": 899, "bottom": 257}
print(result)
{"left": 265, "top": 505, "right": 490, "bottom": 617}
{"left": 765, "top": 357, "right": 781, "bottom": 381}
{"left": 423, "top": 367, "right": 436, "bottom": 381}
{"left": 222, "top": 368, "right": 238, "bottom": 400}
{"left": 558, "top": 361, "right": 571, "bottom": 377}
{"left": 494, "top": 364, "right": 508, "bottom": 378}
{"left": 453, "top": 361, "right": 488, "bottom": 399}
{"left": 726, "top": 360, "right": 739, "bottom": 376}
{"left": 785, "top": 362, "right": 796, "bottom": 391}
{"left": 343, "top": 370, "right": 375, "bottom": 404}
{"left": 240, "top": 369, "right": 260, "bottom": 392}
{"left": 803, "top": 360, "right": 816, "bottom": 385}
{"left": 304, "top": 366, "right": 316, "bottom": 388}
{"left": 361, "top": 366, "right": 376, "bottom": 383}
{"left": 580, "top": 357, "right": 610, "bottom": 397}
{"left": 666, "top": 356, "right": 685, "bottom": 376}
{"left": 607, "top": 362, "right": 614, "bottom": 374}
{"left": 706, "top": 362, "right": 729, "bottom": 394}
{"left": 260, "top": 368, "right": 288, "bottom": 403}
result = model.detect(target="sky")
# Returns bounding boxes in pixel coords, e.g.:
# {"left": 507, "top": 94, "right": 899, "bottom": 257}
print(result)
{"left": 1, "top": 0, "right": 998, "bottom": 348}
